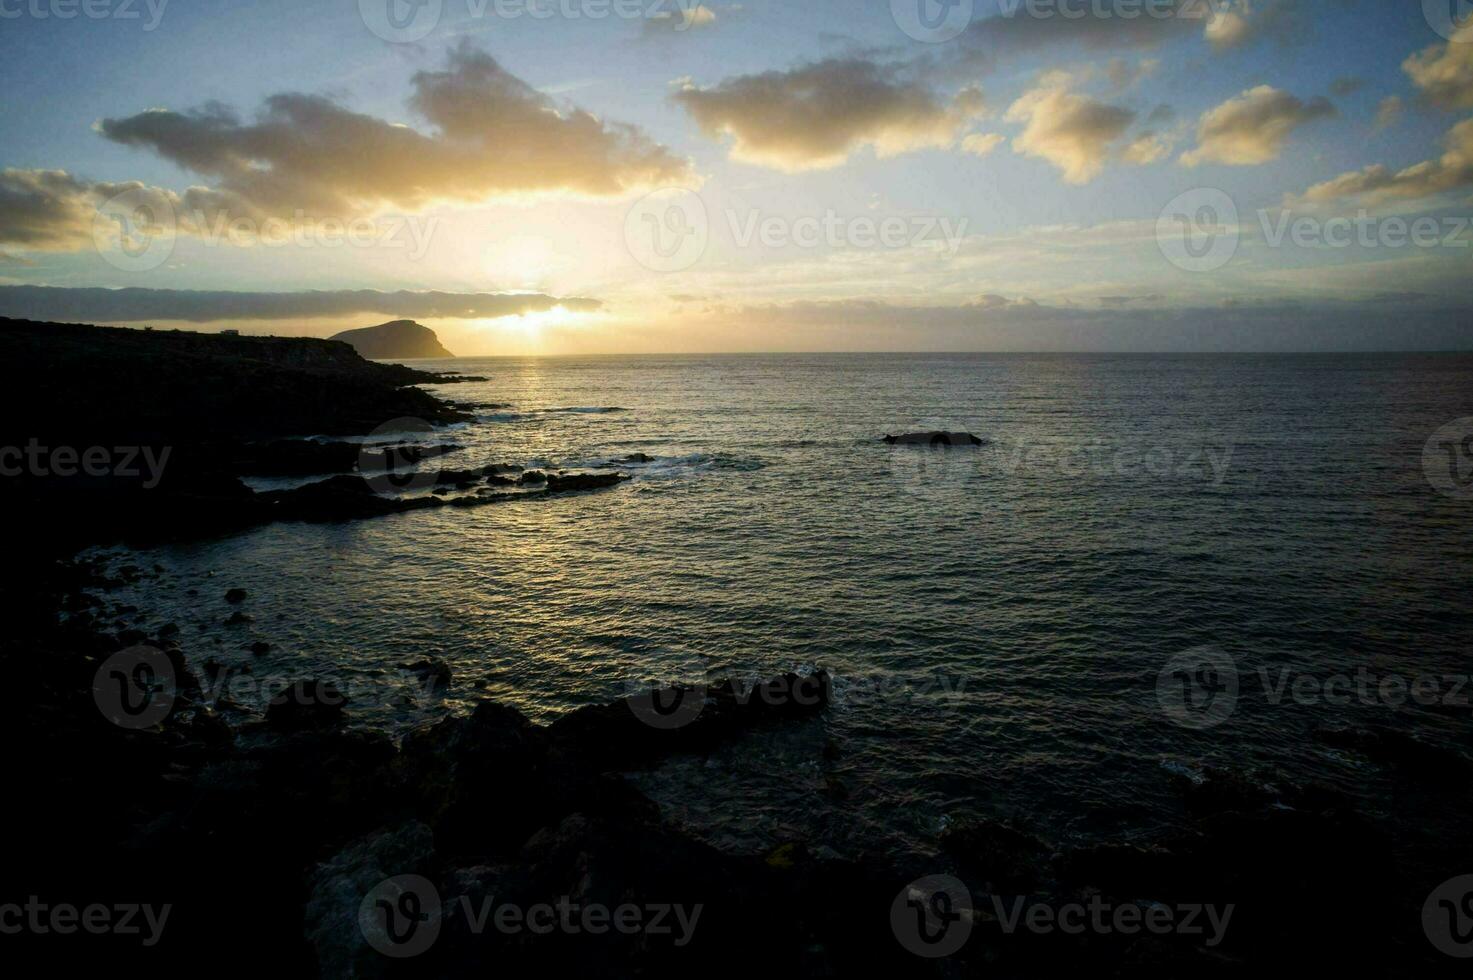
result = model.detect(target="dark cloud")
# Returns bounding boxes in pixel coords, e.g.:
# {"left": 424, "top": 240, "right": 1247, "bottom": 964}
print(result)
{"left": 0, "top": 286, "right": 600, "bottom": 323}
{"left": 729, "top": 297, "right": 1473, "bottom": 351}
{"left": 945, "top": 0, "right": 1204, "bottom": 75}
{"left": 0, "top": 170, "right": 181, "bottom": 251}
{"left": 673, "top": 58, "right": 986, "bottom": 170}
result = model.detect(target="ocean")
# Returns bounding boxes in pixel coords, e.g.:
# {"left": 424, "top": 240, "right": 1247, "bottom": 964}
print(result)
{"left": 87, "top": 352, "right": 1473, "bottom": 858}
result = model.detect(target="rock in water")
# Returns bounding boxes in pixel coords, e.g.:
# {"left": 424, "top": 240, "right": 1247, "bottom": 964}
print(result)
{"left": 329, "top": 320, "right": 453, "bottom": 360}
{"left": 883, "top": 432, "right": 985, "bottom": 446}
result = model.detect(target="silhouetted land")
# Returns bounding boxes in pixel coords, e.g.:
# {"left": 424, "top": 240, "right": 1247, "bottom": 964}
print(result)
{"left": 330, "top": 319, "right": 455, "bottom": 360}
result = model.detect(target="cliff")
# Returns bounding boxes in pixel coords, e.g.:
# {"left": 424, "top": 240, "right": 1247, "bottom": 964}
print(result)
{"left": 329, "top": 319, "right": 453, "bottom": 360}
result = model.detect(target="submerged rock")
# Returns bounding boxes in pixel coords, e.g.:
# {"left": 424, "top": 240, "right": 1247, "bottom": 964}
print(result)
{"left": 404, "top": 657, "right": 453, "bottom": 692}
{"left": 883, "top": 431, "right": 985, "bottom": 446}
{"left": 545, "top": 472, "right": 630, "bottom": 493}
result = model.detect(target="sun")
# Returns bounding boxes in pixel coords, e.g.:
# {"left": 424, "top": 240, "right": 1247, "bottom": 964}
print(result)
{"left": 509, "top": 306, "right": 580, "bottom": 336}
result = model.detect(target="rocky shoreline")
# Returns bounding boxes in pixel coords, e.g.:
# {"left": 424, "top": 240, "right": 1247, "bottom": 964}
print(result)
{"left": 0, "top": 317, "right": 631, "bottom": 548}
{"left": 2, "top": 319, "right": 1461, "bottom": 976}
{"left": 11, "top": 553, "right": 1443, "bottom": 976}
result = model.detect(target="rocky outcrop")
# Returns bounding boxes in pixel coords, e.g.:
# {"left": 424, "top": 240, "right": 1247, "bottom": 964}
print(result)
{"left": 330, "top": 320, "right": 454, "bottom": 360}
{"left": 545, "top": 472, "right": 630, "bottom": 493}
{"left": 883, "top": 432, "right": 985, "bottom": 446}
{"left": 1, "top": 317, "right": 470, "bottom": 442}
{"left": 1, "top": 317, "right": 483, "bottom": 551}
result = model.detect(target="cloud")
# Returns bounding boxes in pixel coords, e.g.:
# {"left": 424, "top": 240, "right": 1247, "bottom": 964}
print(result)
{"left": 0, "top": 169, "right": 183, "bottom": 251}
{"left": 1294, "top": 119, "right": 1473, "bottom": 206}
{"left": 0, "top": 169, "right": 108, "bottom": 250}
{"left": 0, "top": 285, "right": 601, "bottom": 323}
{"left": 1373, "top": 96, "right": 1403, "bottom": 132}
{"left": 961, "top": 132, "right": 1005, "bottom": 157}
{"left": 946, "top": 1, "right": 1205, "bottom": 75}
{"left": 1120, "top": 131, "right": 1174, "bottom": 165}
{"left": 1004, "top": 75, "right": 1135, "bottom": 184}
{"left": 1098, "top": 294, "right": 1164, "bottom": 306}
{"left": 1180, "top": 85, "right": 1334, "bottom": 166}
{"left": 1403, "top": 22, "right": 1473, "bottom": 111}
{"left": 1204, "top": 0, "right": 1292, "bottom": 51}
{"left": 721, "top": 296, "right": 1473, "bottom": 352}
{"left": 1146, "top": 104, "right": 1177, "bottom": 125}
{"left": 1103, "top": 56, "right": 1160, "bottom": 93}
{"left": 641, "top": 3, "right": 717, "bottom": 36}
{"left": 95, "top": 42, "right": 691, "bottom": 224}
{"left": 672, "top": 59, "right": 986, "bottom": 171}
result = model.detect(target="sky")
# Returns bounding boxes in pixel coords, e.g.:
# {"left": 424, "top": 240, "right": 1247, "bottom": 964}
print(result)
{"left": 1, "top": 0, "right": 1472, "bottom": 353}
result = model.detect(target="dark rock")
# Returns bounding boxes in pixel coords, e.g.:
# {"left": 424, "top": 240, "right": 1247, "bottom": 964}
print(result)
{"left": 545, "top": 472, "right": 630, "bottom": 493}
{"left": 547, "top": 670, "right": 831, "bottom": 769}
{"left": 329, "top": 319, "right": 454, "bottom": 359}
{"left": 224, "top": 611, "right": 253, "bottom": 626}
{"left": 403, "top": 657, "right": 452, "bottom": 692}
{"left": 265, "top": 679, "right": 348, "bottom": 731}
{"left": 1054, "top": 842, "right": 1183, "bottom": 898}
{"left": 225, "top": 588, "right": 248, "bottom": 604}
{"left": 398, "top": 701, "right": 554, "bottom": 854}
{"left": 223, "top": 439, "right": 464, "bottom": 478}
{"left": 304, "top": 821, "right": 438, "bottom": 977}
{"left": 262, "top": 475, "right": 443, "bottom": 522}
{"left": 1168, "top": 765, "right": 1276, "bottom": 815}
{"left": 883, "top": 431, "right": 985, "bottom": 446}
{"left": 1315, "top": 723, "right": 1472, "bottom": 773}
{"left": 187, "top": 707, "right": 234, "bottom": 745}
{"left": 941, "top": 817, "right": 1051, "bottom": 890}
{"left": 249, "top": 641, "right": 272, "bottom": 656}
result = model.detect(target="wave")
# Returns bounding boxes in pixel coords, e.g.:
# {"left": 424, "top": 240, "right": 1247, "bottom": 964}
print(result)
{"left": 540, "top": 406, "right": 628, "bottom": 415}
